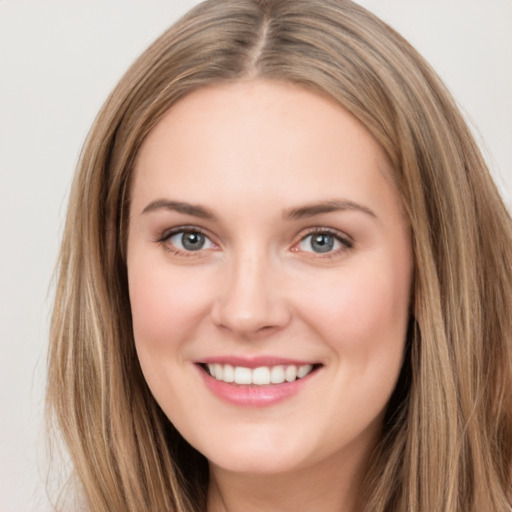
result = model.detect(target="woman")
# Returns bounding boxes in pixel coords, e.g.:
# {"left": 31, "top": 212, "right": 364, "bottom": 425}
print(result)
{"left": 47, "top": 0, "right": 512, "bottom": 510}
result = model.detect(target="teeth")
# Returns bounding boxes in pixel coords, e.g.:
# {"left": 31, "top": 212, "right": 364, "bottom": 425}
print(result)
{"left": 214, "top": 363, "right": 223, "bottom": 380}
{"left": 223, "top": 364, "right": 234, "bottom": 383}
{"left": 297, "top": 364, "right": 313, "bottom": 378}
{"left": 234, "top": 366, "right": 252, "bottom": 384}
{"left": 285, "top": 365, "right": 297, "bottom": 382}
{"left": 206, "top": 363, "right": 314, "bottom": 385}
{"left": 270, "top": 365, "right": 285, "bottom": 384}
{"left": 252, "top": 367, "right": 271, "bottom": 385}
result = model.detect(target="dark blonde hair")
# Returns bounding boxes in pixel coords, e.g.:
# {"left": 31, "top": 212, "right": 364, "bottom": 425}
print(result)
{"left": 47, "top": 1, "right": 512, "bottom": 510}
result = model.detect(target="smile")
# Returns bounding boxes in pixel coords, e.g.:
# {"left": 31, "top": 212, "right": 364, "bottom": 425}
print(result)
{"left": 196, "top": 359, "right": 322, "bottom": 407}
{"left": 205, "top": 363, "right": 314, "bottom": 385}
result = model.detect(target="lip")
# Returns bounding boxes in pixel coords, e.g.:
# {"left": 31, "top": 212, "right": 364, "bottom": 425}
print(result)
{"left": 198, "top": 355, "right": 318, "bottom": 368}
{"left": 194, "top": 357, "right": 321, "bottom": 407}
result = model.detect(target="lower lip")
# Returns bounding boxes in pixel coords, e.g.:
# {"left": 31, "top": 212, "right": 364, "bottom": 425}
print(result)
{"left": 197, "top": 365, "right": 318, "bottom": 407}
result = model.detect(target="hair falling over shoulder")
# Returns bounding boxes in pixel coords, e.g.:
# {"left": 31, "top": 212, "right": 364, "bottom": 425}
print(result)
{"left": 46, "top": 1, "right": 512, "bottom": 510}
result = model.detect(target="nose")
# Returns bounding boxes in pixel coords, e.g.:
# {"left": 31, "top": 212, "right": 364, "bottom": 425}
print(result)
{"left": 211, "top": 250, "right": 292, "bottom": 337}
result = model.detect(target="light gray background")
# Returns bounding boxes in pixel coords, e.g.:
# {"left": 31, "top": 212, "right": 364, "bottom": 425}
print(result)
{"left": 1, "top": 1, "right": 511, "bottom": 510}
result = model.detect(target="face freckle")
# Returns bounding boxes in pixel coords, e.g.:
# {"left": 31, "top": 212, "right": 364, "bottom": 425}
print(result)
{"left": 126, "top": 80, "right": 412, "bottom": 482}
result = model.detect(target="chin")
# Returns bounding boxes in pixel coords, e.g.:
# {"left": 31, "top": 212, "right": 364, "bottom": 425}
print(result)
{"left": 208, "top": 451, "right": 305, "bottom": 476}
{"left": 197, "top": 431, "right": 309, "bottom": 475}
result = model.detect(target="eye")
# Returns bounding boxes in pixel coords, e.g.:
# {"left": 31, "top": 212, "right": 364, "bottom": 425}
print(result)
{"left": 295, "top": 230, "right": 352, "bottom": 254}
{"left": 165, "top": 229, "right": 216, "bottom": 252}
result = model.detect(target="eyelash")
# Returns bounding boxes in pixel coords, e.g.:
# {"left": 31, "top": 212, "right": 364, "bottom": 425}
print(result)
{"left": 295, "top": 227, "right": 353, "bottom": 258}
{"left": 156, "top": 226, "right": 216, "bottom": 257}
{"left": 156, "top": 226, "right": 353, "bottom": 258}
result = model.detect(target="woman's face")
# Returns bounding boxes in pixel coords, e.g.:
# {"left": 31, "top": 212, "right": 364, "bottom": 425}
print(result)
{"left": 127, "top": 81, "right": 412, "bottom": 477}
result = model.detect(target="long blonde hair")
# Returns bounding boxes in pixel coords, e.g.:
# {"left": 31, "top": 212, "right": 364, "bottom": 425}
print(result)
{"left": 47, "top": 1, "right": 512, "bottom": 510}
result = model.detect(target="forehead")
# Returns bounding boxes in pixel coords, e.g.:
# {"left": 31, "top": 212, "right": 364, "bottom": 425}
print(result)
{"left": 131, "top": 80, "right": 400, "bottom": 220}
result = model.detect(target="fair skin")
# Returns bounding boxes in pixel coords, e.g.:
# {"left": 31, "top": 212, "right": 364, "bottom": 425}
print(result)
{"left": 127, "top": 80, "right": 412, "bottom": 512}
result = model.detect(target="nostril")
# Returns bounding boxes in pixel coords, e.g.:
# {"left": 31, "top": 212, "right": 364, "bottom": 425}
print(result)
{"left": 210, "top": 274, "right": 292, "bottom": 336}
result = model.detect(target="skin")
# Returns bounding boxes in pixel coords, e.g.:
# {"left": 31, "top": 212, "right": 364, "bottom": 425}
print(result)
{"left": 127, "top": 80, "right": 412, "bottom": 512}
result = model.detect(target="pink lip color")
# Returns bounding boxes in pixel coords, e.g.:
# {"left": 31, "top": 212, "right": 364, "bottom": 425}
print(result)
{"left": 195, "top": 361, "right": 318, "bottom": 407}
{"left": 199, "top": 355, "right": 316, "bottom": 369}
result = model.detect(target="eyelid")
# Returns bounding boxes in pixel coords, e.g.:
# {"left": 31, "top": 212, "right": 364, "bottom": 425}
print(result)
{"left": 155, "top": 225, "right": 353, "bottom": 258}
{"left": 291, "top": 227, "right": 354, "bottom": 255}
{"left": 157, "top": 225, "right": 212, "bottom": 242}
{"left": 156, "top": 225, "right": 218, "bottom": 255}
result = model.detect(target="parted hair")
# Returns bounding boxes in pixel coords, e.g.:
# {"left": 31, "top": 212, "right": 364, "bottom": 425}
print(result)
{"left": 47, "top": 1, "right": 512, "bottom": 510}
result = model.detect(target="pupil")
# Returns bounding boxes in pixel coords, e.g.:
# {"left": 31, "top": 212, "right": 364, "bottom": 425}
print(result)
{"left": 312, "top": 234, "right": 334, "bottom": 253}
{"left": 182, "top": 232, "right": 205, "bottom": 251}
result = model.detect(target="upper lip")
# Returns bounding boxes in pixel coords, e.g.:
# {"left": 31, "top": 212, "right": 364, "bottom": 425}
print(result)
{"left": 196, "top": 356, "right": 321, "bottom": 368}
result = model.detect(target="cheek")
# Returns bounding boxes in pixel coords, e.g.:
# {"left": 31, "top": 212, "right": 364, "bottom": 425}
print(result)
{"left": 300, "top": 260, "right": 411, "bottom": 423}
{"left": 127, "top": 261, "right": 217, "bottom": 416}
{"left": 295, "top": 258, "right": 411, "bottom": 360}
{"left": 128, "top": 262, "right": 214, "bottom": 354}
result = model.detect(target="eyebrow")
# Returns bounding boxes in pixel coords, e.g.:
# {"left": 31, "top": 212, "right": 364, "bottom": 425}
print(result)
{"left": 141, "top": 197, "right": 376, "bottom": 221}
{"left": 282, "top": 199, "right": 377, "bottom": 221}
{"left": 141, "top": 199, "right": 216, "bottom": 219}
